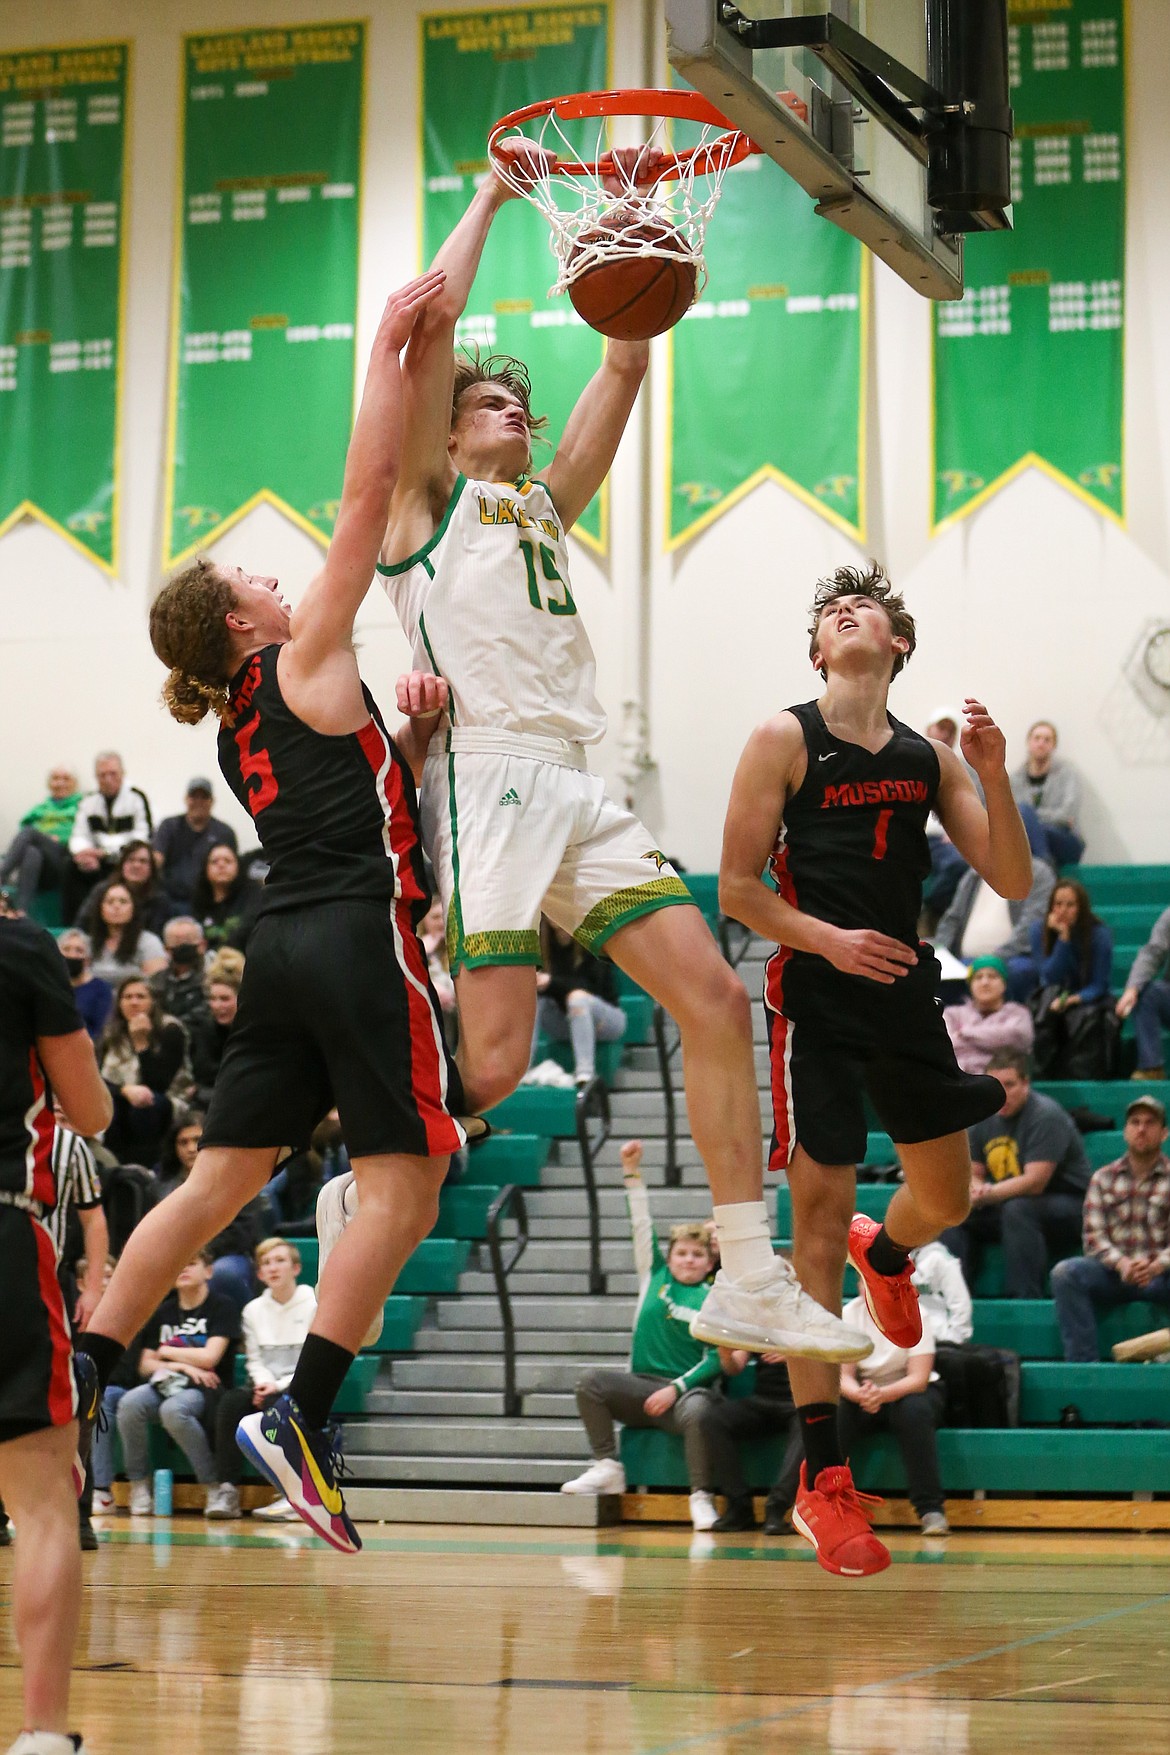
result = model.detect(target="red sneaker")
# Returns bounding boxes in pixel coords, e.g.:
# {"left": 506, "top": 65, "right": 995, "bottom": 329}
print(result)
{"left": 792, "top": 1461, "right": 890, "bottom": 1578}
{"left": 847, "top": 1213, "right": 922, "bottom": 1347}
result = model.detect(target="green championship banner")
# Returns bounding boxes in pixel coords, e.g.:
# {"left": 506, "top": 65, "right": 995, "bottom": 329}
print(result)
{"left": 421, "top": 4, "right": 609, "bottom": 553}
{"left": 0, "top": 42, "right": 129, "bottom": 573}
{"left": 165, "top": 23, "right": 365, "bottom": 568}
{"left": 933, "top": 0, "right": 1125, "bottom": 528}
{"left": 668, "top": 145, "right": 866, "bottom": 547}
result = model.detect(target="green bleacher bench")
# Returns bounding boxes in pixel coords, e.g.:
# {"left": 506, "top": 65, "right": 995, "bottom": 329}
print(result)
{"left": 434, "top": 1182, "right": 502, "bottom": 1240}
{"left": 971, "top": 1298, "right": 1168, "bottom": 1358}
{"left": 1019, "top": 1361, "right": 1170, "bottom": 1425}
{"left": 487, "top": 1087, "right": 577, "bottom": 1137}
{"left": 683, "top": 873, "right": 720, "bottom": 922}
{"left": 459, "top": 1134, "right": 550, "bottom": 1188}
{"left": 620, "top": 992, "right": 654, "bottom": 1044}
{"left": 1035, "top": 1080, "right": 1170, "bottom": 1122}
{"left": 28, "top": 892, "right": 64, "bottom": 932}
{"left": 364, "top": 1295, "right": 426, "bottom": 1353}
{"left": 620, "top": 1423, "right": 1170, "bottom": 1495}
{"left": 1093, "top": 902, "right": 1165, "bottom": 940}
{"left": 1077, "top": 865, "right": 1170, "bottom": 908}
{"left": 294, "top": 1234, "right": 469, "bottom": 1294}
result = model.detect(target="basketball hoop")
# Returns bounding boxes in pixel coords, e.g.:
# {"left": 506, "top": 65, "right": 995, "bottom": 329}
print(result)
{"left": 488, "top": 88, "right": 760, "bottom": 302}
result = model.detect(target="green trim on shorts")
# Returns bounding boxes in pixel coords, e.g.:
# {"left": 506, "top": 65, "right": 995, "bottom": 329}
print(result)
{"left": 377, "top": 474, "right": 467, "bottom": 577}
{"left": 575, "top": 877, "right": 695, "bottom": 953}
{"left": 455, "top": 928, "right": 542, "bottom": 972}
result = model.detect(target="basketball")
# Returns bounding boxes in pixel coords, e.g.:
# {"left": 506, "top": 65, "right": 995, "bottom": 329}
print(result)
{"left": 568, "top": 209, "right": 698, "bottom": 340}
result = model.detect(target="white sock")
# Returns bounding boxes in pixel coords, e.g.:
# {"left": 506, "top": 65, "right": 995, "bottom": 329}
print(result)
{"left": 712, "top": 1201, "right": 775, "bottom": 1281}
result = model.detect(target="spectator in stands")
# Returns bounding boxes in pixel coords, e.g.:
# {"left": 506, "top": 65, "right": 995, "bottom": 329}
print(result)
{"left": 561, "top": 1140, "right": 724, "bottom": 1530}
{"left": 0, "top": 764, "right": 81, "bottom": 913}
{"left": 1010, "top": 720, "right": 1085, "bottom": 869}
{"left": 837, "top": 1294, "right": 948, "bottom": 1536}
{"left": 115, "top": 1249, "right": 239, "bottom": 1514}
{"left": 190, "top": 973, "right": 239, "bottom": 1108}
{"left": 191, "top": 842, "right": 262, "bottom": 952}
{"left": 940, "top": 1049, "right": 1091, "bottom": 1297}
{"left": 153, "top": 778, "right": 238, "bottom": 908}
{"left": 151, "top": 917, "right": 212, "bottom": 1036}
{"left": 58, "top": 927, "right": 113, "bottom": 1043}
{"left": 1117, "top": 905, "right": 1170, "bottom": 1080}
{"left": 692, "top": 1350, "right": 797, "bottom": 1532}
{"left": 79, "top": 838, "right": 177, "bottom": 941}
{"left": 206, "top": 1238, "right": 318, "bottom": 1520}
{"left": 206, "top": 944, "right": 245, "bottom": 990}
{"left": 154, "top": 1112, "right": 264, "bottom": 1312}
{"left": 1010, "top": 879, "right": 1115, "bottom": 1076}
{"left": 1050, "top": 1096, "right": 1170, "bottom": 1361}
{"left": 944, "top": 955, "right": 1035, "bottom": 1075}
{"left": 64, "top": 750, "right": 153, "bottom": 920}
{"left": 936, "top": 856, "right": 1056, "bottom": 969}
{"left": 99, "top": 975, "right": 191, "bottom": 1165}
{"left": 912, "top": 1239, "right": 974, "bottom": 1346}
{"left": 525, "top": 919, "right": 627, "bottom": 1088}
{"left": 89, "top": 882, "right": 168, "bottom": 987}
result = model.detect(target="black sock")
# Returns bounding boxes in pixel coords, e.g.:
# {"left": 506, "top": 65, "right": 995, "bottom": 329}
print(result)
{"left": 74, "top": 1331, "right": 124, "bottom": 1393}
{"left": 866, "top": 1224, "right": 912, "bottom": 1277}
{"left": 798, "top": 1402, "right": 844, "bottom": 1483}
{"left": 288, "top": 1335, "right": 355, "bottom": 1430}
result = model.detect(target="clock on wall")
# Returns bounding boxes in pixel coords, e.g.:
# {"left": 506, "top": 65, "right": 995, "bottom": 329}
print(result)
{"left": 1143, "top": 627, "right": 1170, "bottom": 692}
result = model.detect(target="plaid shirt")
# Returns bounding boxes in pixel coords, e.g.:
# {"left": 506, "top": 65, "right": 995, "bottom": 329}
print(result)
{"left": 1082, "top": 1154, "right": 1170, "bottom": 1272}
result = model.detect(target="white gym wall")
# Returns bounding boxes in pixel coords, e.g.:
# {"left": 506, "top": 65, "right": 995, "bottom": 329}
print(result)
{"left": 0, "top": 0, "right": 1167, "bottom": 867}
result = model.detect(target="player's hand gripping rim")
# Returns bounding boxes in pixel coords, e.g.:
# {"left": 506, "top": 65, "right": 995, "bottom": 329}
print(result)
{"left": 824, "top": 927, "right": 917, "bottom": 985}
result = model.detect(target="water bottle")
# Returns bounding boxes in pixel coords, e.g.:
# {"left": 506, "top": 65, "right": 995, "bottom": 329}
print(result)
{"left": 153, "top": 1467, "right": 173, "bottom": 1517}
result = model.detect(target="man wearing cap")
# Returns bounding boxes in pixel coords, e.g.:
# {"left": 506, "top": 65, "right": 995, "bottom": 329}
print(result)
{"left": 939, "top": 1047, "right": 1092, "bottom": 1297}
{"left": 943, "top": 955, "right": 1035, "bottom": 1075}
{"left": 152, "top": 780, "right": 238, "bottom": 908}
{"left": 1050, "top": 1096, "right": 1170, "bottom": 1360}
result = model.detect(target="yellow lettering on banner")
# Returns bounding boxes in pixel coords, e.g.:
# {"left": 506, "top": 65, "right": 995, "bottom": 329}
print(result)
{"left": 1009, "top": 0, "right": 1072, "bottom": 17}
{"left": 427, "top": 5, "right": 603, "bottom": 56}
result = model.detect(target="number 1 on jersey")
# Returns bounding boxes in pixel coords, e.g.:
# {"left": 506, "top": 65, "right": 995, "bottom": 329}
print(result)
{"left": 871, "top": 808, "right": 893, "bottom": 861}
{"left": 519, "top": 537, "right": 577, "bottom": 617}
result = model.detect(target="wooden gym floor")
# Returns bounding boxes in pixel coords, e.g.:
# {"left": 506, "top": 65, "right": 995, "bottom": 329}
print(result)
{"left": 3, "top": 1519, "right": 1170, "bottom": 1753}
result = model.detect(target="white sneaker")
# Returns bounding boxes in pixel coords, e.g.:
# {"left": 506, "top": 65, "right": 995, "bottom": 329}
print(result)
{"left": 91, "top": 1489, "right": 115, "bottom": 1515}
{"left": 316, "top": 1173, "right": 383, "bottom": 1347}
{"left": 205, "top": 1483, "right": 241, "bottom": 1519}
{"left": 6, "top": 1734, "right": 90, "bottom": 1754}
{"left": 560, "top": 1458, "right": 626, "bottom": 1496}
{"left": 253, "top": 1495, "right": 297, "bottom": 1520}
{"left": 127, "top": 1481, "right": 152, "bottom": 1517}
{"left": 920, "top": 1510, "right": 950, "bottom": 1537}
{"left": 689, "top": 1490, "right": 718, "bottom": 1531}
{"left": 690, "top": 1263, "right": 874, "bottom": 1362}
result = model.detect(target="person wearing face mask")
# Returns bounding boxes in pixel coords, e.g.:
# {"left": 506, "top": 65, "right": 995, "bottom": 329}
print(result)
{"left": 943, "top": 956, "right": 1035, "bottom": 1076}
{"left": 57, "top": 930, "right": 113, "bottom": 1043}
{"left": 0, "top": 766, "right": 81, "bottom": 915}
{"left": 150, "top": 919, "right": 212, "bottom": 1036}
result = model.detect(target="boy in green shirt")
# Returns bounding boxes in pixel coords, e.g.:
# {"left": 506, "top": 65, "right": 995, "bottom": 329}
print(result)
{"left": 562, "top": 1140, "right": 724, "bottom": 1529}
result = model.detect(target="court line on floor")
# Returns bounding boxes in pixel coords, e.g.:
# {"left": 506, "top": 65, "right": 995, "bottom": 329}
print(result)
{"left": 636, "top": 1589, "right": 1170, "bottom": 1754}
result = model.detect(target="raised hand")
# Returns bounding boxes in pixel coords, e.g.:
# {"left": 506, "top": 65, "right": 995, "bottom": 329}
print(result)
{"left": 824, "top": 928, "right": 917, "bottom": 984}
{"left": 395, "top": 670, "right": 449, "bottom": 721}
{"left": 377, "top": 269, "right": 448, "bottom": 353}
{"left": 493, "top": 136, "right": 557, "bottom": 196}
{"left": 959, "top": 698, "right": 1008, "bottom": 781}
{"left": 602, "top": 144, "right": 670, "bottom": 197}
{"left": 620, "top": 1139, "right": 644, "bottom": 1183}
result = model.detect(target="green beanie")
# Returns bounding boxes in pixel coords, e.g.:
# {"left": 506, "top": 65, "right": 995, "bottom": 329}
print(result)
{"left": 967, "top": 954, "right": 1009, "bottom": 984}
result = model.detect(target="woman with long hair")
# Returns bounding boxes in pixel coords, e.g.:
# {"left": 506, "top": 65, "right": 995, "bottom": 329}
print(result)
{"left": 1009, "top": 879, "right": 1115, "bottom": 1077}
{"left": 190, "top": 843, "right": 261, "bottom": 953}
{"left": 89, "top": 881, "right": 167, "bottom": 986}
{"left": 79, "top": 838, "right": 176, "bottom": 938}
{"left": 99, "top": 975, "right": 191, "bottom": 1164}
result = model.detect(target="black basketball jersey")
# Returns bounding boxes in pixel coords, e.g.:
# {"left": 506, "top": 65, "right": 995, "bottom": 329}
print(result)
{"left": 769, "top": 699, "right": 939, "bottom": 952}
{"left": 217, "top": 645, "right": 429, "bottom": 918}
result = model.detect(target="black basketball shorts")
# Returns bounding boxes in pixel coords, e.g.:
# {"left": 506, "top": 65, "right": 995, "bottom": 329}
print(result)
{"left": 765, "top": 949, "right": 1004, "bottom": 1170}
{"left": 0, "top": 1205, "right": 77, "bottom": 1442}
{"left": 201, "top": 899, "right": 466, "bottom": 1161}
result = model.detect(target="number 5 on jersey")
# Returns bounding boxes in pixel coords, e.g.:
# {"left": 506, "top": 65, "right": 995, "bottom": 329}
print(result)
{"left": 519, "top": 537, "right": 577, "bottom": 617}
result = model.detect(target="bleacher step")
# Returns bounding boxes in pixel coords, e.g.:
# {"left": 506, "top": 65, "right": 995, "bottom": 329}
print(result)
{"left": 345, "top": 1487, "right": 609, "bottom": 1526}
{"left": 347, "top": 1417, "right": 587, "bottom": 1458}
{"left": 348, "top": 1455, "right": 583, "bottom": 1486}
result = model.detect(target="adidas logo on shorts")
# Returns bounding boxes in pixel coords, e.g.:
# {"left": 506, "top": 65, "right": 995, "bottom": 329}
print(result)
{"left": 499, "top": 788, "right": 521, "bottom": 807}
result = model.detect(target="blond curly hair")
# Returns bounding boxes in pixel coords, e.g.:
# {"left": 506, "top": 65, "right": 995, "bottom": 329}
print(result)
{"left": 149, "top": 558, "right": 238, "bottom": 725}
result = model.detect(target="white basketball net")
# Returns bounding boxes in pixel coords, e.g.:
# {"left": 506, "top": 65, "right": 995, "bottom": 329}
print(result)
{"left": 489, "top": 106, "right": 748, "bottom": 301}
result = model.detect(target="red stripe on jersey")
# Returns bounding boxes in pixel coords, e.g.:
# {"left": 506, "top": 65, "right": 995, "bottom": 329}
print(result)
{"left": 767, "top": 1012, "right": 794, "bottom": 1173}
{"left": 31, "top": 1214, "right": 75, "bottom": 1425}
{"left": 392, "top": 900, "right": 463, "bottom": 1155}
{"left": 763, "top": 843, "right": 799, "bottom": 1014}
{"left": 25, "top": 1050, "right": 57, "bottom": 1208}
{"left": 355, "top": 720, "right": 426, "bottom": 908}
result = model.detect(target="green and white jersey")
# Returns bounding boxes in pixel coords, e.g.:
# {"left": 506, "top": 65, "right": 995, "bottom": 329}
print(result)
{"left": 376, "top": 474, "right": 607, "bottom": 746}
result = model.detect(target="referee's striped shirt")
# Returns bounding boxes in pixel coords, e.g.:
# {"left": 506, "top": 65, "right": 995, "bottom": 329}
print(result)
{"left": 45, "top": 1126, "right": 104, "bottom": 1260}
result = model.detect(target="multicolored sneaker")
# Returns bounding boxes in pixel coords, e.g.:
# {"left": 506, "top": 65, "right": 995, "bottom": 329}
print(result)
{"left": 71, "top": 1352, "right": 101, "bottom": 1498}
{"left": 792, "top": 1461, "right": 890, "bottom": 1578}
{"left": 235, "top": 1394, "right": 361, "bottom": 1555}
{"left": 847, "top": 1214, "right": 922, "bottom": 1348}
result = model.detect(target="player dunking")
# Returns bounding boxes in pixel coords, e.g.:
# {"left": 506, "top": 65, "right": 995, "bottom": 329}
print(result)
{"left": 359, "top": 149, "right": 866, "bottom": 1363}
{"left": 73, "top": 271, "right": 463, "bottom": 1553}
{"left": 720, "top": 564, "right": 1033, "bottom": 1578}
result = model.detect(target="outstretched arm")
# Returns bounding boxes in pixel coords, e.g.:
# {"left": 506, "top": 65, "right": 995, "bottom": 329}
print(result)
{"left": 934, "top": 700, "right": 1033, "bottom": 901}
{"left": 719, "top": 715, "right": 919, "bottom": 983}
{"left": 545, "top": 341, "right": 648, "bottom": 530}
{"left": 285, "top": 271, "right": 445, "bottom": 675}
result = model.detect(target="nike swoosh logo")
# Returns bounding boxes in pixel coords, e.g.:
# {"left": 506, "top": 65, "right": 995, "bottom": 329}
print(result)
{"left": 804, "top": 1413, "right": 831, "bottom": 1423}
{"left": 818, "top": 753, "right": 836, "bottom": 762}
{"left": 290, "top": 1416, "right": 343, "bottom": 1516}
